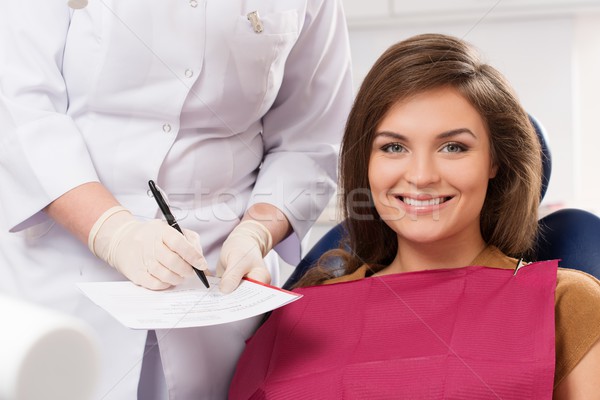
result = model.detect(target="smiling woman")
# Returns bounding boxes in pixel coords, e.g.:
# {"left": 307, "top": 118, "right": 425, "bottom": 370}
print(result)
{"left": 285, "top": 44, "right": 540, "bottom": 287}
{"left": 228, "top": 33, "right": 600, "bottom": 400}
{"left": 367, "top": 87, "right": 497, "bottom": 272}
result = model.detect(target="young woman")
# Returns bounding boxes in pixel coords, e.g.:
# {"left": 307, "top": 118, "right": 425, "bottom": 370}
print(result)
{"left": 229, "top": 33, "right": 600, "bottom": 399}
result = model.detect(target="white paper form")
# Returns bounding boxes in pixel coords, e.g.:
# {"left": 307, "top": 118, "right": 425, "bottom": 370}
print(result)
{"left": 77, "top": 277, "right": 302, "bottom": 330}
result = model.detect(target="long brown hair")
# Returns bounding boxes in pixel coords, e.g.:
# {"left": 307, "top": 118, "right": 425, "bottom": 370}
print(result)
{"left": 298, "top": 33, "right": 542, "bottom": 287}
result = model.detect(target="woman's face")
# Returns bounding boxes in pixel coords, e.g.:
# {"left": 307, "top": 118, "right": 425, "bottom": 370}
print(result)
{"left": 368, "top": 86, "right": 497, "bottom": 248}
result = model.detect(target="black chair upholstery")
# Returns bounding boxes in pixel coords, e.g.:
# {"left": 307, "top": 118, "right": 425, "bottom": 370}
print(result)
{"left": 536, "top": 208, "right": 600, "bottom": 278}
{"left": 283, "top": 222, "right": 347, "bottom": 289}
{"left": 529, "top": 114, "right": 552, "bottom": 201}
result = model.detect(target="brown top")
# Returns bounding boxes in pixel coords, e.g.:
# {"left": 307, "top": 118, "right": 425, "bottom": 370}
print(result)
{"left": 324, "top": 245, "right": 600, "bottom": 388}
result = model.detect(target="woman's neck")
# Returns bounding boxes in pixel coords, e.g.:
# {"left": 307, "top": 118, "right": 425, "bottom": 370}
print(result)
{"left": 377, "top": 236, "right": 488, "bottom": 275}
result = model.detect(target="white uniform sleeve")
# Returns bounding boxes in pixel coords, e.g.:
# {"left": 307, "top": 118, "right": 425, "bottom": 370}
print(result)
{"left": 248, "top": 0, "right": 353, "bottom": 263}
{"left": 0, "top": 1, "right": 99, "bottom": 232}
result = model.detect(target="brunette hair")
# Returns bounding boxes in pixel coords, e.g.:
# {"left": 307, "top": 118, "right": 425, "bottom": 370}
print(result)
{"left": 297, "top": 33, "right": 542, "bottom": 287}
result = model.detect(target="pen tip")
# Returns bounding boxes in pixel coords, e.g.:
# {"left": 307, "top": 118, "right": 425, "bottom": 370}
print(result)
{"left": 195, "top": 269, "right": 210, "bottom": 288}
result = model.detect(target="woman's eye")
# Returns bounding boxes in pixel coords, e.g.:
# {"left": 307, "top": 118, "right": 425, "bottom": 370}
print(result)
{"left": 382, "top": 143, "right": 405, "bottom": 153}
{"left": 441, "top": 143, "right": 466, "bottom": 153}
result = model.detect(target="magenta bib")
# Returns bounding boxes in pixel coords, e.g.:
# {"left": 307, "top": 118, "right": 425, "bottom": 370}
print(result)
{"left": 230, "top": 261, "right": 558, "bottom": 399}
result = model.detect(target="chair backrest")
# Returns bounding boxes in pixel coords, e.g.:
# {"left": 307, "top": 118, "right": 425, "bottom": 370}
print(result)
{"left": 283, "top": 115, "right": 600, "bottom": 290}
{"left": 536, "top": 208, "right": 600, "bottom": 277}
{"left": 529, "top": 114, "right": 552, "bottom": 201}
{"left": 283, "top": 222, "right": 347, "bottom": 289}
{"left": 524, "top": 115, "right": 600, "bottom": 276}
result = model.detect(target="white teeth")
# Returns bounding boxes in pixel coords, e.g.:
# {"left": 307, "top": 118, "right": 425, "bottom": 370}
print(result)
{"left": 403, "top": 197, "right": 443, "bottom": 207}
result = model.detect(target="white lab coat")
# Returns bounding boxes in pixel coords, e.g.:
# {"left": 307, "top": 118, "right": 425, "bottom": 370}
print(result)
{"left": 0, "top": 0, "right": 352, "bottom": 398}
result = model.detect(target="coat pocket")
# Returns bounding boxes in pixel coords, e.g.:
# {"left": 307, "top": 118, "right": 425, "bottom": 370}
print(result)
{"left": 227, "top": 10, "right": 300, "bottom": 120}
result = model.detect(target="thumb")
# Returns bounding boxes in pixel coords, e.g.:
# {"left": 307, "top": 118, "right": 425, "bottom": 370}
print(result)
{"left": 245, "top": 260, "right": 271, "bottom": 285}
{"left": 182, "top": 229, "right": 201, "bottom": 249}
{"left": 219, "top": 265, "right": 248, "bottom": 294}
{"left": 215, "top": 257, "right": 226, "bottom": 278}
{"left": 182, "top": 229, "right": 209, "bottom": 272}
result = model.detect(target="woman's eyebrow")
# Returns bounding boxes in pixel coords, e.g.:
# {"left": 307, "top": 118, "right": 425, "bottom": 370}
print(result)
{"left": 437, "top": 128, "right": 477, "bottom": 139}
{"left": 373, "top": 131, "right": 407, "bottom": 140}
{"left": 374, "top": 128, "right": 476, "bottom": 140}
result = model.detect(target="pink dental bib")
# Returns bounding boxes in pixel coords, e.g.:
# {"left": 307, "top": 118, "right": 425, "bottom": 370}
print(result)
{"left": 230, "top": 260, "right": 558, "bottom": 399}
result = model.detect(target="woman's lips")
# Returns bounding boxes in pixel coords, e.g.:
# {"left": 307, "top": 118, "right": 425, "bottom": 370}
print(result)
{"left": 394, "top": 194, "right": 453, "bottom": 215}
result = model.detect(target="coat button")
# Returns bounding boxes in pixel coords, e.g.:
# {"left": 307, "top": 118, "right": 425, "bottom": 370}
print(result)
{"left": 189, "top": 0, "right": 198, "bottom": 8}
{"left": 184, "top": 69, "right": 194, "bottom": 78}
{"left": 162, "top": 123, "right": 172, "bottom": 133}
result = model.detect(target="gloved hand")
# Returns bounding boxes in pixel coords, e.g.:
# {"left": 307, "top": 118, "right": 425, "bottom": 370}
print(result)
{"left": 217, "top": 220, "right": 273, "bottom": 294}
{"left": 88, "top": 206, "right": 208, "bottom": 290}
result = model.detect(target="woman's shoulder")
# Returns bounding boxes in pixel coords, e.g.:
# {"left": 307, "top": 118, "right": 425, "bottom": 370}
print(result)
{"left": 554, "top": 267, "right": 600, "bottom": 353}
{"left": 322, "top": 265, "right": 369, "bottom": 285}
{"left": 556, "top": 267, "right": 600, "bottom": 302}
{"left": 554, "top": 267, "right": 600, "bottom": 387}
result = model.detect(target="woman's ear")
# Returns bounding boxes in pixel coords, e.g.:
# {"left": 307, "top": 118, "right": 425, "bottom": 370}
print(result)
{"left": 489, "top": 163, "right": 498, "bottom": 179}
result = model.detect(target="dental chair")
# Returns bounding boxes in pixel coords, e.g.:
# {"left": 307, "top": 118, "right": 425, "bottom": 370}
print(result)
{"left": 283, "top": 115, "right": 600, "bottom": 290}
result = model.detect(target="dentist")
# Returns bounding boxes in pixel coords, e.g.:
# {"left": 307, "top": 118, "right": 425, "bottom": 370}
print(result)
{"left": 0, "top": 1, "right": 353, "bottom": 399}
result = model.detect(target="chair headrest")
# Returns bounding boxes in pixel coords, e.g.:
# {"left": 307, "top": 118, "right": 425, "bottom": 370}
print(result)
{"left": 528, "top": 114, "right": 552, "bottom": 201}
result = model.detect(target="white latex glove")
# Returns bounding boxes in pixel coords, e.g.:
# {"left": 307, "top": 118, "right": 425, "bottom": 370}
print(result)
{"left": 217, "top": 220, "right": 273, "bottom": 294}
{"left": 88, "top": 206, "right": 208, "bottom": 290}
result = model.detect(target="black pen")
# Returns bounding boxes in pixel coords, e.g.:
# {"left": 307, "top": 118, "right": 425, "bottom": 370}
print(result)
{"left": 148, "top": 180, "right": 210, "bottom": 288}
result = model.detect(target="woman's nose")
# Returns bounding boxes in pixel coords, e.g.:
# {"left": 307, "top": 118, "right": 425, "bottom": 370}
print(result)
{"left": 404, "top": 153, "right": 440, "bottom": 188}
